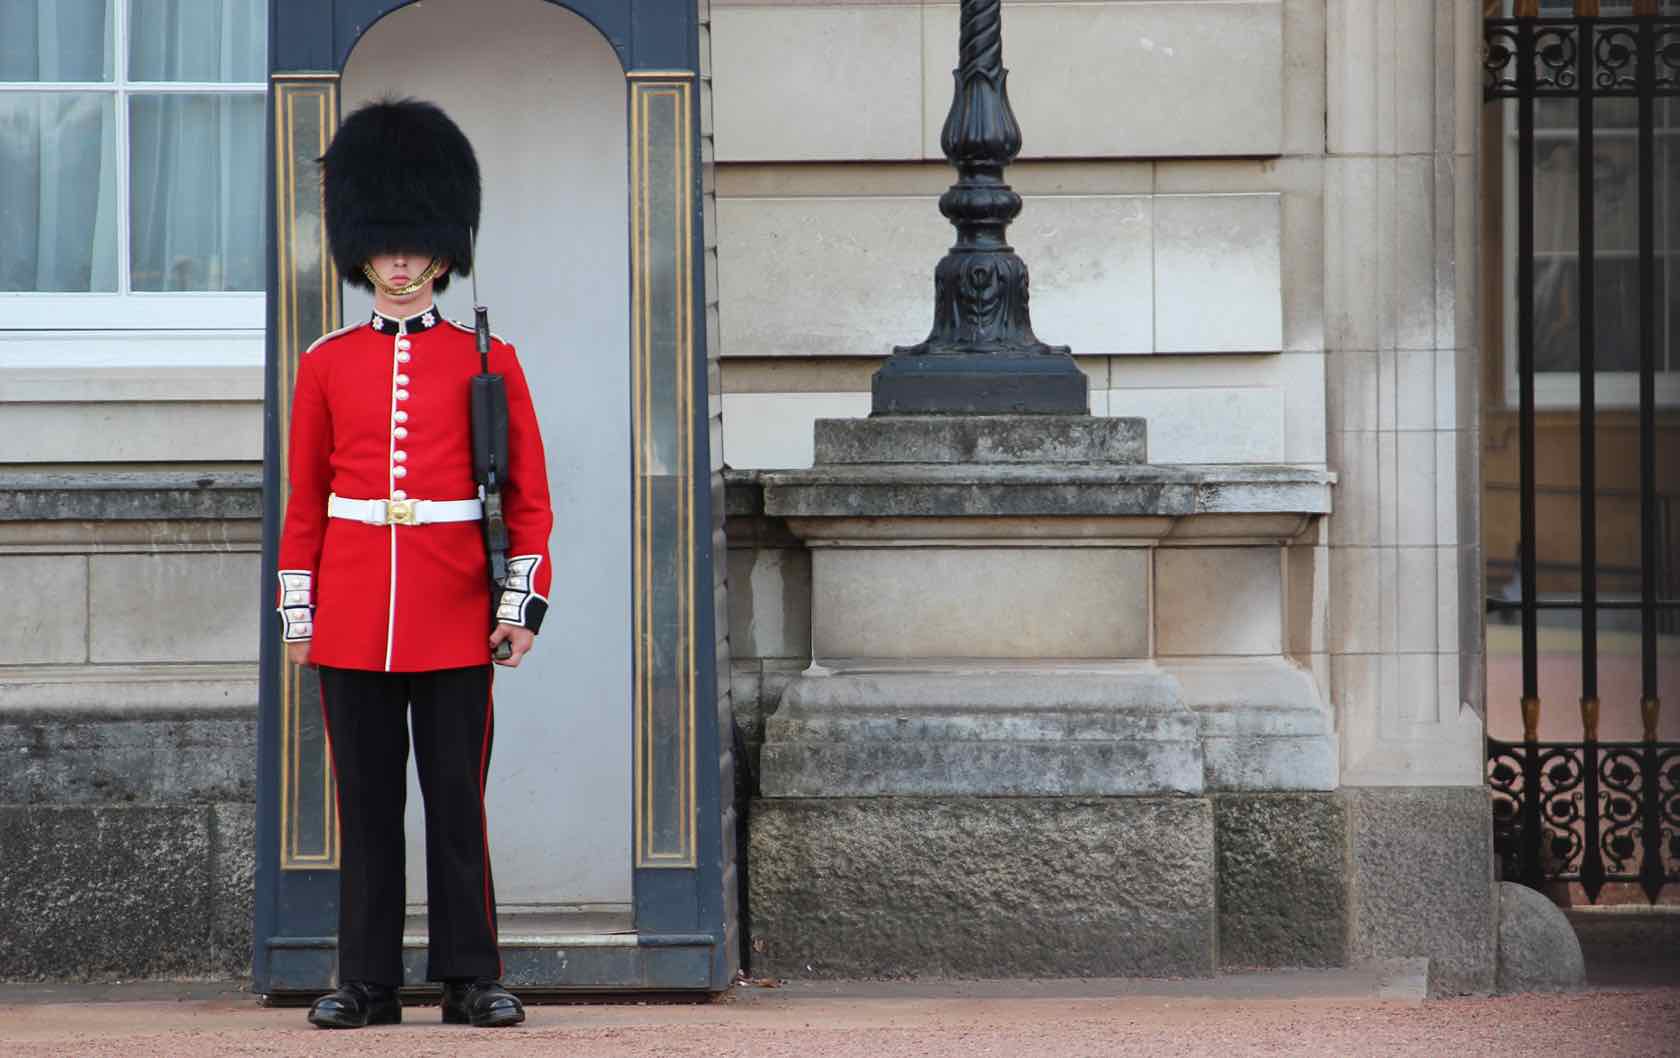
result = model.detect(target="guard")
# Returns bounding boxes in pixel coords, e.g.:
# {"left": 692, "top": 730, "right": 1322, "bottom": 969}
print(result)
{"left": 276, "top": 99, "right": 552, "bottom": 1029}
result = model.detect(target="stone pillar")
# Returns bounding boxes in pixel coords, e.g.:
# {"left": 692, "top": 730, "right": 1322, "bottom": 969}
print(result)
{"left": 1325, "top": 0, "right": 1495, "bottom": 994}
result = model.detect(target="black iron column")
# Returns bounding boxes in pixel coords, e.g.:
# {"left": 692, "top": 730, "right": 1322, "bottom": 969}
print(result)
{"left": 1633, "top": 2, "right": 1665, "bottom": 905}
{"left": 872, "top": 0, "right": 1087, "bottom": 415}
{"left": 1576, "top": 1, "right": 1605, "bottom": 904}
{"left": 1515, "top": 12, "right": 1545, "bottom": 892}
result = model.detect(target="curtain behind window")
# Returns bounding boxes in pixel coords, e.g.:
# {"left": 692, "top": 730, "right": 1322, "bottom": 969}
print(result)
{"left": 0, "top": 0, "right": 265, "bottom": 294}
{"left": 128, "top": 0, "right": 266, "bottom": 292}
{"left": 0, "top": 0, "right": 117, "bottom": 292}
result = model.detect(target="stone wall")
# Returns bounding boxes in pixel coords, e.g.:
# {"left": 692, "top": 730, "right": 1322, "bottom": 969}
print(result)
{"left": 0, "top": 474, "right": 261, "bottom": 981}
{"left": 724, "top": 473, "right": 812, "bottom": 792}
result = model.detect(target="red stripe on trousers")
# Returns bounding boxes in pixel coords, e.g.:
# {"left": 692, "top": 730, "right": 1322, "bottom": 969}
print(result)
{"left": 479, "top": 671, "right": 500, "bottom": 977}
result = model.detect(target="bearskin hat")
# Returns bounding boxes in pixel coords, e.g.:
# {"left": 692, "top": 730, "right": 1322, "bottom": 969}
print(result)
{"left": 320, "top": 98, "right": 480, "bottom": 293}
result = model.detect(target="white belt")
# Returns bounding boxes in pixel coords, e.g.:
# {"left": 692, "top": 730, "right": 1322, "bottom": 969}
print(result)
{"left": 327, "top": 493, "right": 483, "bottom": 527}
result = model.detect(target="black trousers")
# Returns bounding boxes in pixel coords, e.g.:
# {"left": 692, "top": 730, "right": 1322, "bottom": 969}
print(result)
{"left": 319, "top": 664, "right": 501, "bottom": 987}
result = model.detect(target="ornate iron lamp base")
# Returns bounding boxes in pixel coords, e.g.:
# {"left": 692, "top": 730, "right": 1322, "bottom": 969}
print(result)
{"left": 873, "top": 0, "right": 1086, "bottom": 417}
{"left": 872, "top": 351, "right": 1087, "bottom": 416}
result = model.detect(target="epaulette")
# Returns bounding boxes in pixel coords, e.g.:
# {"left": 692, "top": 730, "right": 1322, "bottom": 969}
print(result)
{"left": 304, "top": 320, "right": 364, "bottom": 355}
{"left": 447, "top": 318, "right": 507, "bottom": 345}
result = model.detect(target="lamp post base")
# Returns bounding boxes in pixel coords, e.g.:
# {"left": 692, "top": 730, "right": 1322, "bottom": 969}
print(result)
{"left": 871, "top": 351, "right": 1088, "bottom": 416}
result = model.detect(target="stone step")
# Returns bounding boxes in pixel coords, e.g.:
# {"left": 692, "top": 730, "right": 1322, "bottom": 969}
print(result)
{"left": 762, "top": 668, "right": 1202, "bottom": 797}
{"left": 814, "top": 415, "right": 1146, "bottom": 466}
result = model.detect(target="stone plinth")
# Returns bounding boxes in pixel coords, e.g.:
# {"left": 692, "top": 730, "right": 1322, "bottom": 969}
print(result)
{"left": 750, "top": 415, "right": 1337, "bottom": 979}
{"left": 757, "top": 415, "right": 1336, "bottom": 797}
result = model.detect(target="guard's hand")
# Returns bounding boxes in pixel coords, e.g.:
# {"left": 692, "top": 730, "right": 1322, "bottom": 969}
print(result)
{"left": 286, "top": 640, "right": 312, "bottom": 668}
{"left": 490, "top": 623, "right": 535, "bottom": 667}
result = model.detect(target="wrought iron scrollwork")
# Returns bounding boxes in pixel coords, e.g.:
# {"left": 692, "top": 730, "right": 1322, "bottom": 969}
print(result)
{"left": 1594, "top": 26, "right": 1640, "bottom": 92}
{"left": 1484, "top": 17, "right": 1680, "bottom": 99}
{"left": 1600, "top": 747, "right": 1645, "bottom": 872}
{"left": 1661, "top": 747, "right": 1680, "bottom": 863}
{"left": 1489, "top": 744, "right": 1527, "bottom": 882}
{"left": 1540, "top": 747, "right": 1586, "bottom": 875}
{"left": 1656, "top": 27, "right": 1680, "bottom": 91}
{"left": 1535, "top": 25, "right": 1580, "bottom": 91}
{"left": 1485, "top": 25, "right": 1522, "bottom": 98}
{"left": 1490, "top": 739, "right": 1680, "bottom": 903}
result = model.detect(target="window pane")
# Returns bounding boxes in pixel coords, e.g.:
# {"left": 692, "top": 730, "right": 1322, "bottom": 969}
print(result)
{"left": 0, "top": 0, "right": 113, "bottom": 82}
{"left": 0, "top": 92, "right": 117, "bottom": 291}
{"left": 1532, "top": 258, "right": 1647, "bottom": 374}
{"left": 129, "top": 93, "right": 263, "bottom": 291}
{"left": 128, "top": 0, "right": 265, "bottom": 82}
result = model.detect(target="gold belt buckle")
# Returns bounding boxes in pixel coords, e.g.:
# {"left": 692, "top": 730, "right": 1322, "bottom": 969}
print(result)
{"left": 386, "top": 498, "right": 417, "bottom": 526}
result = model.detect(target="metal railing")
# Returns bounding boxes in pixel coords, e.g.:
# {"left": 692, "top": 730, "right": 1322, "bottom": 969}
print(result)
{"left": 1483, "top": 0, "right": 1678, "bottom": 903}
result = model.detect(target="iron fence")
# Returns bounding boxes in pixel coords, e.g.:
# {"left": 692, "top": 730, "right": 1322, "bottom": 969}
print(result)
{"left": 1483, "top": 1, "right": 1678, "bottom": 903}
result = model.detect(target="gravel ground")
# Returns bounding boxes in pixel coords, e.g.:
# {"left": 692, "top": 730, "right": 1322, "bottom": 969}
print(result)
{"left": 1, "top": 981, "right": 1677, "bottom": 1058}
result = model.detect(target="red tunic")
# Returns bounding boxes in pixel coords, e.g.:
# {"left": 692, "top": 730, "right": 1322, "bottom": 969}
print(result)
{"left": 276, "top": 306, "right": 554, "bottom": 672}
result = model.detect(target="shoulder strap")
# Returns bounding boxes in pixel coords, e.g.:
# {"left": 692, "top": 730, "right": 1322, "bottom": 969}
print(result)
{"left": 447, "top": 318, "right": 506, "bottom": 345}
{"left": 304, "top": 320, "right": 363, "bottom": 355}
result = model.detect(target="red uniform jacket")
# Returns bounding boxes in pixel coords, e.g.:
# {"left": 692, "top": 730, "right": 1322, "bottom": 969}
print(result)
{"left": 277, "top": 305, "right": 553, "bottom": 672}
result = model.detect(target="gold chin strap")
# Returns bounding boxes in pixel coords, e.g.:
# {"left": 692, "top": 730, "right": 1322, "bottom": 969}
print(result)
{"left": 362, "top": 257, "right": 444, "bottom": 297}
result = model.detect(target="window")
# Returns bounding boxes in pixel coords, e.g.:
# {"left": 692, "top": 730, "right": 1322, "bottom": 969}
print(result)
{"left": 0, "top": 0, "right": 267, "bottom": 334}
{"left": 1500, "top": 0, "right": 1680, "bottom": 408}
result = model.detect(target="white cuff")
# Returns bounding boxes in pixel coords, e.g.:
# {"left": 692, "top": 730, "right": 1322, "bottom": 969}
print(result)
{"left": 278, "top": 570, "right": 314, "bottom": 642}
{"left": 495, "top": 555, "right": 547, "bottom": 632}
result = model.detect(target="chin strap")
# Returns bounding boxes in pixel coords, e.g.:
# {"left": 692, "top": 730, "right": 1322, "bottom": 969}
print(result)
{"left": 362, "top": 257, "right": 444, "bottom": 297}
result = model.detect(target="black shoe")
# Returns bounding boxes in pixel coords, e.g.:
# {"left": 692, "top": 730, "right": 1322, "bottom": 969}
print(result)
{"left": 441, "top": 978, "right": 526, "bottom": 1027}
{"left": 307, "top": 981, "right": 402, "bottom": 1029}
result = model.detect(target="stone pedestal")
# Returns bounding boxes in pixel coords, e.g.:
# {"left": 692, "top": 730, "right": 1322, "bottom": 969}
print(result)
{"left": 748, "top": 416, "right": 1341, "bottom": 978}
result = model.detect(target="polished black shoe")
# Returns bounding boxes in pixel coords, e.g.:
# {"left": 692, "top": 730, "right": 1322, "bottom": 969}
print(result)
{"left": 307, "top": 981, "right": 402, "bottom": 1029}
{"left": 441, "top": 978, "right": 526, "bottom": 1027}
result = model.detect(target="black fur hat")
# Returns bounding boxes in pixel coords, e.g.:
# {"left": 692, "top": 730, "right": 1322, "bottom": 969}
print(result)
{"left": 320, "top": 98, "right": 480, "bottom": 293}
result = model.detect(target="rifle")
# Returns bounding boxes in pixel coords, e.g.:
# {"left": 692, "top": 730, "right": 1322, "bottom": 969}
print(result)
{"left": 468, "top": 232, "right": 515, "bottom": 661}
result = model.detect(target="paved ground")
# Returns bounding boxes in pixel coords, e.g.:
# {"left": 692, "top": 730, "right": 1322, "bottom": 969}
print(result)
{"left": 2, "top": 973, "right": 1677, "bottom": 1058}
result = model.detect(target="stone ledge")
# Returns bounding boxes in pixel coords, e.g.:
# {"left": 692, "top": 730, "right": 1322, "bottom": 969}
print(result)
{"left": 0, "top": 684, "right": 257, "bottom": 806}
{"left": 0, "top": 471, "right": 263, "bottom": 522}
{"left": 761, "top": 666, "right": 1202, "bottom": 797}
{"left": 1168, "top": 659, "right": 1337, "bottom": 792}
{"left": 723, "top": 468, "right": 768, "bottom": 517}
{"left": 760, "top": 660, "right": 1337, "bottom": 796}
{"left": 0, "top": 663, "right": 260, "bottom": 714}
{"left": 763, "top": 463, "right": 1332, "bottom": 521}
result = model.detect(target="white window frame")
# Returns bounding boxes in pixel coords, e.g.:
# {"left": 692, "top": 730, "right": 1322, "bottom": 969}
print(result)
{"left": 0, "top": 0, "right": 266, "bottom": 359}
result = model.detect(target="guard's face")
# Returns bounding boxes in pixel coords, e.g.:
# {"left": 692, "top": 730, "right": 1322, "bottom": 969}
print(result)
{"left": 367, "top": 251, "right": 442, "bottom": 303}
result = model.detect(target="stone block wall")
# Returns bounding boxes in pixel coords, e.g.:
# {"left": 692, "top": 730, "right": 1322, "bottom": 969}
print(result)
{"left": 0, "top": 474, "right": 261, "bottom": 981}
{"left": 724, "top": 474, "right": 812, "bottom": 792}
